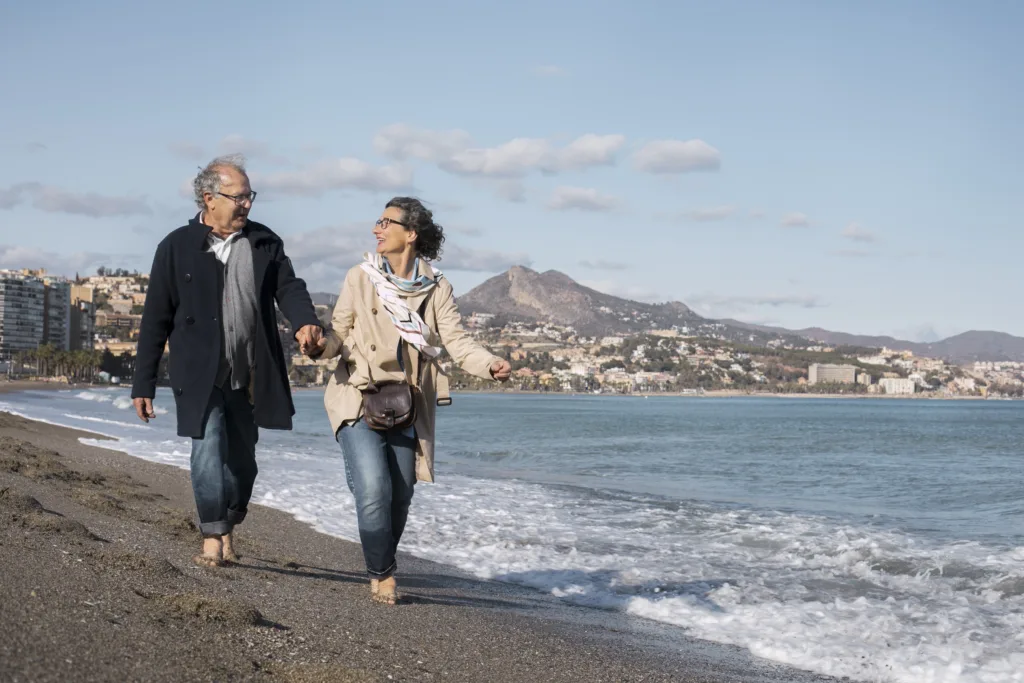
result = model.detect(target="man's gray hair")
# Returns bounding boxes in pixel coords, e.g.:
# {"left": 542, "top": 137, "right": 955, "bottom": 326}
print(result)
{"left": 193, "top": 154, "right": 247, "bottom": 209}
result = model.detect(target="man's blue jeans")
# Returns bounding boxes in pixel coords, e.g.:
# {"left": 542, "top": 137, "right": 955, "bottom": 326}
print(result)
{"left": 337, "top": 419, "right": 417, "bottom": 577}
{"left": 189, "top": 385, "right": 259, "bottom": 537}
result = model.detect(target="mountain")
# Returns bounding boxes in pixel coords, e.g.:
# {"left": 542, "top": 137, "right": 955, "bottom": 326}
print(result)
{"left": 718, "top": 321, "right": 1024, "bottom": 364}
{"left": 456, "top": 266, "right": 805, "bottom": 345}
{"left": 457, "top": 267, "right": 1024, "bottom": 363}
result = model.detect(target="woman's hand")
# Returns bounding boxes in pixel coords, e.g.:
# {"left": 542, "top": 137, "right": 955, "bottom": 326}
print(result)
{"left": 489, "top": 360, "right": 512, "bottom": 382}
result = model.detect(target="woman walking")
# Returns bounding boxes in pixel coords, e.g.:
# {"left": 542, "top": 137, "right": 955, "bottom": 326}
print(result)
{"left": 306, "top": 197, "right": 511, "bottom": 604}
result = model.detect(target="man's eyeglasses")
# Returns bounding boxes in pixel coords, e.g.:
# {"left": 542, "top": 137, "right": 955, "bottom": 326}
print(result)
{"left": 375, "top": 217, "right": 406, "bottom": 229}
{"left": 219, "top": 191, "right": 257, "bottom": 205}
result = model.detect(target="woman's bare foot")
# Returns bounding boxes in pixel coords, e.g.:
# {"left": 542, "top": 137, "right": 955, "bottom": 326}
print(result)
{"left": 221, "top": 532, "right": 239, "bottom": 563}
{"left": 371, "top": 576, "right": 399, "bottom": 605}
{"left": 192, "top": 535, "right": 225, "bottom": 568}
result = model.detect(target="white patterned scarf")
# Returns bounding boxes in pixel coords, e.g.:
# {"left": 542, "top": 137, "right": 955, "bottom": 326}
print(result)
{"left": 359, "top": 252, "right": 443, "bottom": 359}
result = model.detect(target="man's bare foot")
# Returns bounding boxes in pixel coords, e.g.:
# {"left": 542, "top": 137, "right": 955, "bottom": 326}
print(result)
{"left": 221, "top": 532, "right": 239, "bottom": 563}
{"left": 371, "top": 576, "right": 399, "bottom": 605}
{"left": 192, "top": 535, "right": 224, "bottom": 568}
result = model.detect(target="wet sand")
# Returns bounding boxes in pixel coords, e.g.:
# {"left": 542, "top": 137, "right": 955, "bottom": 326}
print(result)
{"left": 0, "top": 398, "right": 839, "bottom": 682}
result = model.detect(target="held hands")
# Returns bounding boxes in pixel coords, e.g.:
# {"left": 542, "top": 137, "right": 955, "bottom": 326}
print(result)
{"left": 489, "top": 359, "right": 512, "bottom": 382}
{"left": 133, "top": 397, "right": 156, "bottom": 423}
{"left": 296, "top": 324, "right": 326, "bottom": 357}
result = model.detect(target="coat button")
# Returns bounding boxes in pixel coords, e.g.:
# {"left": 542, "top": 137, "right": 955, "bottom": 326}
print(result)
{"left": 371, "top": 308, "right": 377, "bottom": 315}
{"left": 370, "top": 344, "right": 376, "bottom": 351}
{"left": 186, "top": 316, "right": 195, "bottom": 325}
{"left": 184, "top": 273, "right": 192, "bottom": 282}
{"left": 175, "top": 388, "right": 183, "bottom": 396}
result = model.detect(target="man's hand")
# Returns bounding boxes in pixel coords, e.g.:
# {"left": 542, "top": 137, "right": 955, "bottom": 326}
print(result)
{"left": 133, "top": 397, "right": 156, "bottom": 423}
{"left": 295, "top": 324, "right": 324, "bottom": 356}
{"left": 490, "top": 360, "right": 512, "bottom": 382}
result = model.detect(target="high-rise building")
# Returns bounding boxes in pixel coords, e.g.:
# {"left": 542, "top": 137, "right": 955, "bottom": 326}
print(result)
{"left": 0, "top": 271, "right": 46, "bottom": 360}
{"left": 41, "top": 278, "right": 71, "bottom": 350}
{"left": 70, "top": 300, "right": 96, "bottom": 351}
{"left": 70, "top": 284, "right": 96, "bottom": 351}
{"left": 808, "top": 363, "right": 858, "bottom": 385}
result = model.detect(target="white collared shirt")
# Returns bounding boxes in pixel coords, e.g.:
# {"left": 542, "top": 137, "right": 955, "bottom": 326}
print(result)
{"left": 201, "top": 213, "right": 245, "bottom": 264}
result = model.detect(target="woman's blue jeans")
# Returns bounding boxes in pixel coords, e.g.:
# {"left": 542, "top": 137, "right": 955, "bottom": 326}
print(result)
{"left": 337, "top": 419, "right": 417, "bottom": 577}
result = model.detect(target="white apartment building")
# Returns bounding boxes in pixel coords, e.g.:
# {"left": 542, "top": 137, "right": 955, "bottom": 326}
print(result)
{"left": 879, "top": 377, "right": 915, "bottom": 395}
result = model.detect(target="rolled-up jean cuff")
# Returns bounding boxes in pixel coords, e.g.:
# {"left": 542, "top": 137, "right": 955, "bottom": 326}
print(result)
{"left": 367, "top": 561, "right": 397, "bottom": 579}
{"left": 198, "top": 520, "right": 233, "bottom": 537}
{"left": 226, "top": 506, "right": 248, "bottom": 526}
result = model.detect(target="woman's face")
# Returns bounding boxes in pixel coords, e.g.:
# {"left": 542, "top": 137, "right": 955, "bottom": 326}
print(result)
{"left": 373, "top": 207, "right": 415, "bottom": 255}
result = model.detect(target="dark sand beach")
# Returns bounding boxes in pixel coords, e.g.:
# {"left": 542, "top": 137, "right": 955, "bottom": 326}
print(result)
{"left": 0, "top": 382, "right": 838, "bottom": 682}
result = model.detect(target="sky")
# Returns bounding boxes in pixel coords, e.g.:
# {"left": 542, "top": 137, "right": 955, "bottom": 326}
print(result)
{"left": 1, "top": 0, "right": 1022, "bottom": 341}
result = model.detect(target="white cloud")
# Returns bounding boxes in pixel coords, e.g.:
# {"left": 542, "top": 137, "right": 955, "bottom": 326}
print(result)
{"left": 0, "top": 244, "right": 143, "bottom": 278}
{"left": 579, "top": 260, "right": 630, "bottom": 270}
{"left": 633, "top": 139, "right": 721, "bottom": 174}
{"left": 841, "top": 222, "right": 877, "bottom": 243}
{"left": 377, "top": 125, "right": 625, "bottom": 178}
{"left": 373, "top": 124, "right": 474, "bottom": 163}
{"left": 0, "top": 183, "right": 152, "bottom": 217}
{"left": 780, "top": 212, "right": 810, "bottom": 228}
{"left": 547, "top": 186, "right": 618, "bottom": 212}
{"left": 534, "top": 65, "right": 568, "bottom": 77}
{"left": 689, "top": 293, "right": 824, "bottom": 311}
{"left": 553, "top": 134, "right": 625, "bottom": 170}
{"left": 441, "top": 137, "right": 552, "bottom": 177}
{"left": 748, "top": 209, "right": 766, "bottom": 219}
{"left": 682, "top": 206, "right": 736, "bottom": 222}
{"left": 256, "top": 159, "right": 413, "bottom": 197}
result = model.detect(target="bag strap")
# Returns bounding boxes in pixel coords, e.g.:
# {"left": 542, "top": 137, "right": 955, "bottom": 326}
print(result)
{"left": 411, "top": 293, "right": 452, "bottom": 407}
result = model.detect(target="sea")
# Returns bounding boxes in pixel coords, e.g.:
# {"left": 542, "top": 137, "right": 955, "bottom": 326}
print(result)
{"left": 2, "top": 388, "right": 1023, "bottom": 683}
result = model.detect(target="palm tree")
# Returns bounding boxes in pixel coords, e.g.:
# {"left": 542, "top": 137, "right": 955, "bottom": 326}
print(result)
{"left": 35, "top": 344, "right": 54, "bottom": 377}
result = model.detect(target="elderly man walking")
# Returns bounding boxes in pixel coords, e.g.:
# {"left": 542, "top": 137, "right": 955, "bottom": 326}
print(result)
{"left": 132, "top": 155, "right": 322, "bottom": 567}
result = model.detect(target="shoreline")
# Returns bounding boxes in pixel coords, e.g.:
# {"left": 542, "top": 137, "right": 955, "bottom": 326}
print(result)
{"left": 4, "top": 378, "right": 999, "bottom": 402}
{"left": 0, "top": 397, "right": 839, "bottom": 682}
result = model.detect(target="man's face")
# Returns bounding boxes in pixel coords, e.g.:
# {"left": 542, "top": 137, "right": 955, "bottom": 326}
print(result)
{"left": 204, "top": 167, "right": 253, "bottom": 232}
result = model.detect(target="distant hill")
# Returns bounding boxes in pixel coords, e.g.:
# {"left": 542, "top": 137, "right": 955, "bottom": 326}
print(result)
{"left": 719, "top": 320, "right": 1024, "bottom": 364}
{"left": 456, "top": 266, "right": 806, "bottom": 345}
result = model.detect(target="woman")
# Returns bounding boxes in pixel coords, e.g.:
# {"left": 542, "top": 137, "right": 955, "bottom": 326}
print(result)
{"left": 306, "top": 197, "right": 512, "bottom": 605}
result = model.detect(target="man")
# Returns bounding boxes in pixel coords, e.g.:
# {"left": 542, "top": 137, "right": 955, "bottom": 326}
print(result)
{"left": 132, "top": 155, "right": 322, "bottom": 567}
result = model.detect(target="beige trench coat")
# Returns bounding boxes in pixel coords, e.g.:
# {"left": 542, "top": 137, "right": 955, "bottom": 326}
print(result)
{"left": 320, "top": 262, "right": 502, "bottom": 483}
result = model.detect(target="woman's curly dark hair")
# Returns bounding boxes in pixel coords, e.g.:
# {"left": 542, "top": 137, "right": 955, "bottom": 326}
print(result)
{"left": 386, "top": 196, "right": 445, "bottom": 261}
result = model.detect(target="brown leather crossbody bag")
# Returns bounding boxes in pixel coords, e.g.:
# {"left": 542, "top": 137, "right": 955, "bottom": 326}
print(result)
{"left": 360, "top": 296, "right": 429, "bottom": 431}
{"left": 361, "top": 371, "right": 418, "bottom": 431}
